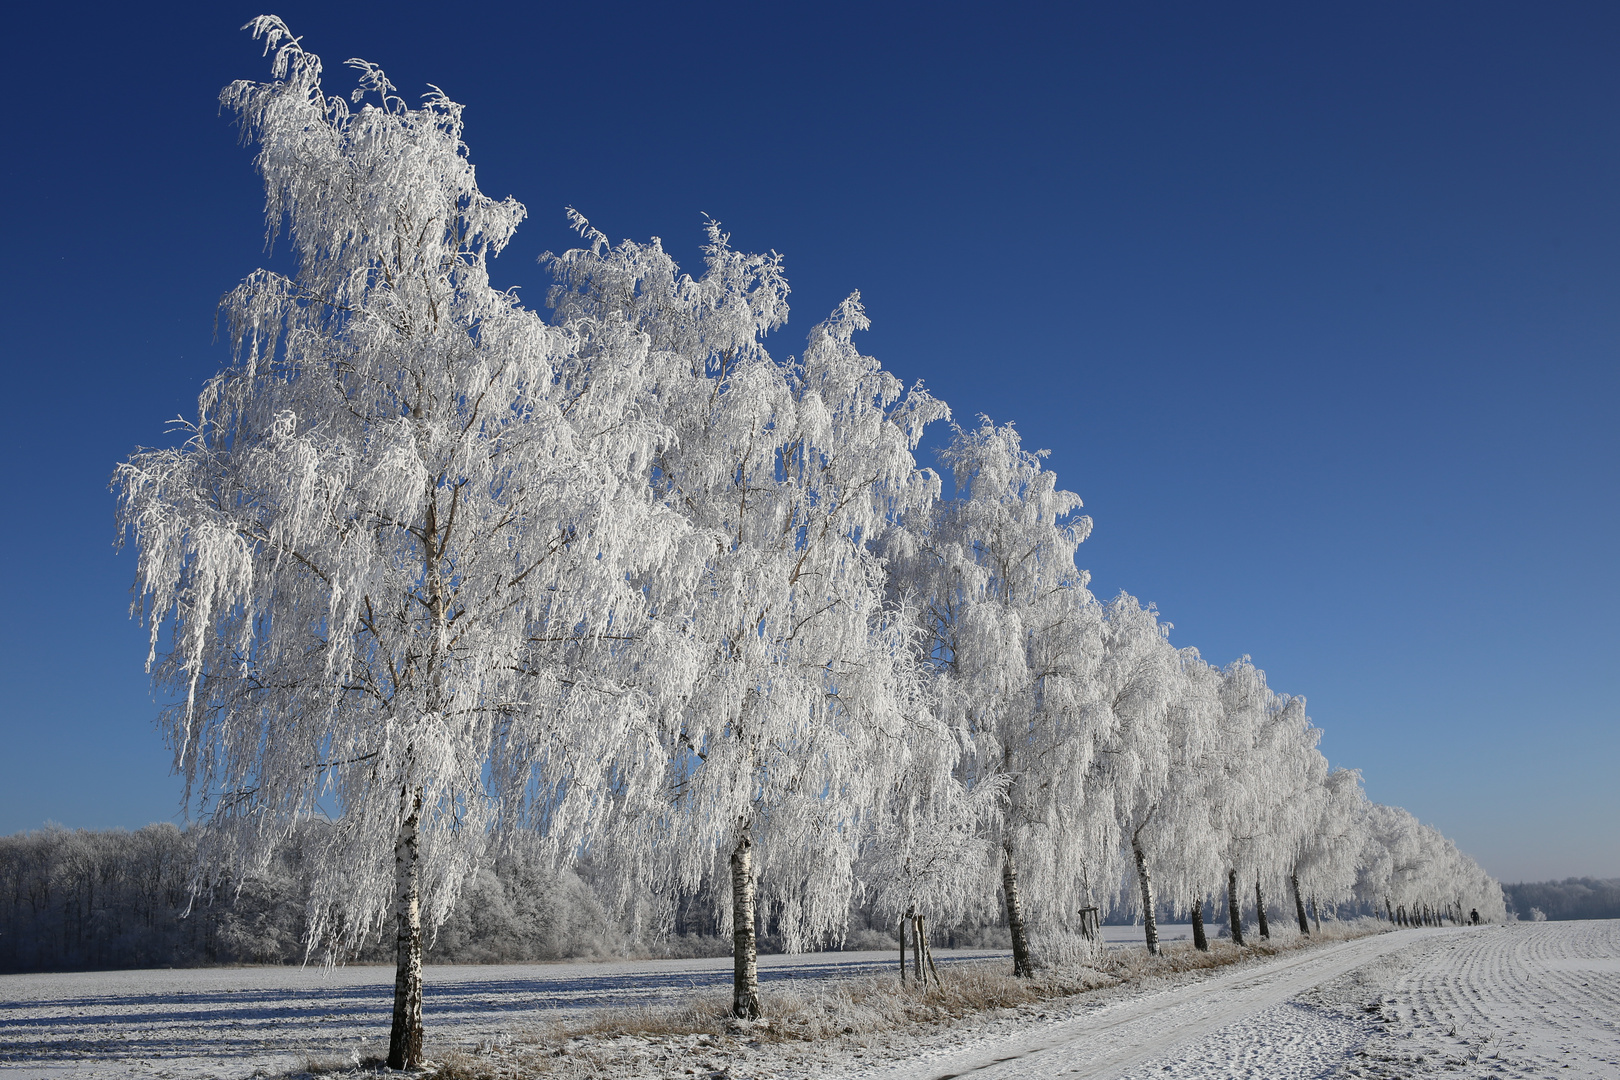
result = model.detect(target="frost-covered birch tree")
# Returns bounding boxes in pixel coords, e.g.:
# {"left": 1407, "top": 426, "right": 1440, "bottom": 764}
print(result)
{"left": 1209, "top": 658, "right": 1302, "bottom": 943}
{"left": 885, "top": 419, "right": 1102, "bottom": 976}
{"left": 1080, "top": 595, "right": 1180, "bottom": 954}
{"left": 1087, "top": 616, "right": 1225, "bottom": 955}
{"left": 1291, "top": 767, "right": 1366, "bottom": 932}
{"left": 1245, "top": 705, "right": 1327, "bottom": 938}
{"left": 115, "top": 22, "right": 691, "bottom": 1066}
{"left": 1356, "top": 803, "right": 1408, "bottom": 923}
{"left": 860, "top": 765, "right": 1004, "bottom": 983}
{"left": 546, "top": 222, "right": 947, "bottom": 1016}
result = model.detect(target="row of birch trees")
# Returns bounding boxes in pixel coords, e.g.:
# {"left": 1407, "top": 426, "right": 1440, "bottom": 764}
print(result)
{"left": 114, "top": 19, "right": 1501, "bottom": 1067}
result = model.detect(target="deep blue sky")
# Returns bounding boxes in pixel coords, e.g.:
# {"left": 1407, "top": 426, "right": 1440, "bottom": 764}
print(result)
{"left": 2, "top": 2, "right": 1614, "bottom": 884}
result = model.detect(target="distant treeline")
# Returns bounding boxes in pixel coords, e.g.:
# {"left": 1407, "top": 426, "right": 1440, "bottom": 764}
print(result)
{"left": 0, "top": 824, "right": 659, "bottom": 973}
{"left": 0, "top": 824, "right": 959, "bottom": 973}
{"left": 1502, "top": 878, "right": 1620, "bottom": 922}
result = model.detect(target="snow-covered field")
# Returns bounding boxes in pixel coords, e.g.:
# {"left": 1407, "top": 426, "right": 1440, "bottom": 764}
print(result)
{"left": 1323, "top": 918, "right": 1620, "bottom": 1078}
{"left": 1, "top": 921, "right": 1615, "bottom": 1079}
{"left": 872, "top": 921, "right": 1620, "bottom": 1079}
{"left": 0, "top": 948, "right": 1008, "bottom": 1079}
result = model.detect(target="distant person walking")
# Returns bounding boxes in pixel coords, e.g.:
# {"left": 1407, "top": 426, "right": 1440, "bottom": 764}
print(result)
{"left": 1470, "top": 908, "right": 1480, "bottom": 925}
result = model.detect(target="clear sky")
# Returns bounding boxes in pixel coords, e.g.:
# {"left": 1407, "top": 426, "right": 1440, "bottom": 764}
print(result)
{"left": 2, "top": 2, "right": 1614, "bottom": 884}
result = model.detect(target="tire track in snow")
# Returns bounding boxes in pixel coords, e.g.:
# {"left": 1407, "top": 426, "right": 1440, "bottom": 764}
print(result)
{"left": 864, "top": 929, "right": 1450, "bottom": 1080}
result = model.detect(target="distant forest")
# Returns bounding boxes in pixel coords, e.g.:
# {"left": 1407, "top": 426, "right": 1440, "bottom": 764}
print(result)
{"left": 1501, "top": 878, "right": 1620, "bottom": 922}
{"left": 0, "top": 825, "right": 985, "bottom": 973}
{"left": 0, "top": 824, "right": 634, "bottom": 972}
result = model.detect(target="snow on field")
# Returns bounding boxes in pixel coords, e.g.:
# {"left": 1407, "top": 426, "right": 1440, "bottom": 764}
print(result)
{"left": 871, "top": 921, "right": 1620, "bottom": 1080}
{"left": 862, "top": 927, "right": 1434, "bottom": 1079}
{"left": 1318, "top": 918, "right": 1620, "bottom": 1078}
{"left": 2, "top": 921, "right": 1615, "bottom": 1079}
{"left": 0, "top": 948, "right": 1003, "bottom": 1079}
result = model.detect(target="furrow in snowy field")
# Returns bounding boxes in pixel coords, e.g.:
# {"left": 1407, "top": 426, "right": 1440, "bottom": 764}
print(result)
{"left": 866, "top": 922, "right": 1620, "bottom": 1080}
{"left": 1334, "top": 919, "right": 1620, "bottom": 1079}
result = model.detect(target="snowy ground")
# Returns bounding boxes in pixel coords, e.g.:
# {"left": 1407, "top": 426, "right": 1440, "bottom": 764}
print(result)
{"left": 1, "top": 920, "right": 1615, "bottom": 1079}
{"left": 864, "top": 920, "right": 1620, "bottom": 1079}
{"left": 861, "top": 928, "right": 1437, "bottom": 1080}
{"left": 1317, "top": 918, "right": 1620, "bottom": 1078}
{"left": 0, "top": 949, "right": 1005, "bottom": 1079}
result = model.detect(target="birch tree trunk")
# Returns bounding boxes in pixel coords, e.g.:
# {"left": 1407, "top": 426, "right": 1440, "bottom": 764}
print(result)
{"left": 1227, "top": 868, "right": 1245, "bottom": 946}
{"left": 1002, "top": 846, "right": 1035, "bottom": 977}
{"left": 386, "top": 479, "right": 444, "bottom": 1070}
{"left": 386, "top": 786, "right": 424, "bottom": 1070}
{"left": 730, "top": 837, "right": 760, "bottom": 1018}
{"left": 898, "top": 914, "right": 908, "bottom": 985}
{"left": 1254, "top": 876, "right": 1270, "bottom": 940}
{"left": 1132, "top": 837, "right": 1159, "bottom": 956}
{"left": 920, "top": 915, "right": 941, "bottom": 986}
{"left": 911, "top": 911, "right": 923, "bottom": 983}
{"left": 1310, "top": 894, "right": 1321, "bottom": 933}
{"left": 1291, "top": 871, "right": 1310, "bottom": 935}
{"left": 1190, "top": 898, "right": 1209, "bottom": 951}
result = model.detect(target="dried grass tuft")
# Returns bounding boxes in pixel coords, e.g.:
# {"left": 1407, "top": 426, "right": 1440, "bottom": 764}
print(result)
{"left": 566, "top": 999, "right": 731, "bottom": 1038}
{"left": 283, "top": 1053, "right": 388, "bottom": 1078}
{"left": 423, "top": 1052, "right": 503, "bottom": 1080}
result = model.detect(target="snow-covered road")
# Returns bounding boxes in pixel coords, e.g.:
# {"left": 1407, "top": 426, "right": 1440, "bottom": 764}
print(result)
{"left": 864, "top": 928, "right": 1445, "bottom": 1080}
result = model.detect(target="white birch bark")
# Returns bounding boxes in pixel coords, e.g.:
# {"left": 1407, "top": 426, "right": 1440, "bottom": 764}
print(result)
{"left": 1002, "top": 846, "right": 1035, "bottom": 977}
{"left": 387, "top": 786, "right": 423, "bottom": 1069}
{"left": 1132, "top": 835, "right": 1159, "bottom": 956}
{"left": 730, "top": 837, "right": 759, "bottom": 1019}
